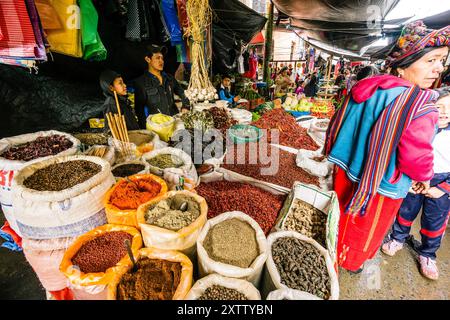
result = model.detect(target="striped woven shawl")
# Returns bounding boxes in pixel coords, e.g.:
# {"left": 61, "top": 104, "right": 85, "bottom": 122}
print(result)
{"left": 324, "top": 86, "right": 437, "bottom": 215}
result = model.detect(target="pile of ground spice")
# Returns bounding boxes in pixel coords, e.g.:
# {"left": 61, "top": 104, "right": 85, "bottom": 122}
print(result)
{"left": 109, "top": 177, "right": 162, "bottom": 210}
{"left": 203, "top": 218, "right": 259, "bottom": 268}
{"left": 116, "top": 258, "right": 182, "bottom": 300}
{"left": 72, "top": 231, "right": 133, "bottom": 273}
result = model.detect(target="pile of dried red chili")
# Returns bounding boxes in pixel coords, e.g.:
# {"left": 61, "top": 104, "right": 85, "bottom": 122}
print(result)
{"left": 252, "top": 109, "right": 319, "bottom": 150}
{"left": 196, "top": 180, "right": 286, "bottom": 235}
{"left": 222, "top": 142, "right": 320, "bottom": 189}
{"left": 205, "top": 107, "right": 237, "bottom": 135}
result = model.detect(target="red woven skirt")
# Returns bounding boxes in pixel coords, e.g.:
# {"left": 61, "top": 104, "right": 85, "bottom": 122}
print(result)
{"left": 334, "top": 167, "right": 403, "bottom": 271}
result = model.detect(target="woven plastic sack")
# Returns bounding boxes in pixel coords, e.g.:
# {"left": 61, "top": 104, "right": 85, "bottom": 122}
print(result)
{"left": 196, "top": 211, "right": 268, "bottom": 287}
{"left": 185, "top": 273, "right": 261, "bottom": 300}
{"left": 107, "top": 247, "right": 193, "bottom": 300}
{"left": 13, "top": 155, "right": 113, "bottom": 239}
{"left": 59, "top": 224, "right": 143, "bottom": 300}
{"left": 104, "top": 174, "right": 168, "bottom": 228}
{"left": 136, "top": 190, "right": 207, "bottom": 256}
{"left": 266, "top": 288, "right": 321, "bottom": 300}
{"left": 0, "top": 130, "right": 80, "bottom": 236}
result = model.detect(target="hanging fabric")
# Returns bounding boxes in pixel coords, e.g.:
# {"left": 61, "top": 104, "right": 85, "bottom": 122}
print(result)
{"left": 176, "top": 0, "right": 189, "bottom": 33}
{"left": 125, "top": 0, "right": 141, "bottom": 41}
{"left": 154, "top": 0, "right": 171, "bottom": 43}
{"left": 24, "top": 0, "right": 47, "bottom": 61}
{"left": 161, "top": 0, "right": 183, "bottom": 46}
{"left": 0, "top": 0, "right": 38, "bottom": 59}
{"left": 34, "top": 0, "right": 62, "bottom": 30}
{"left": 79, "top": 0, "right": 107, "bottom": 61}
{"left": 43, "top": 0, "right": 83, "bottom": 58}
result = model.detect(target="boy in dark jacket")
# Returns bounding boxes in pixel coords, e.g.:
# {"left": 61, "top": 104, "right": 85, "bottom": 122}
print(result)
{"left": 100, "top": 69, "right": 140, "bottom": 131}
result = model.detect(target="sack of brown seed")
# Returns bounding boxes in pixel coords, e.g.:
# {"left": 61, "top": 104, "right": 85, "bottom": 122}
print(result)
{"left": 262, "top": 231, "right": 339, "bottom": 300}
{"left": 273, "top": 182, "right": 340, "bottom": 267}
{"left": 0, "top": 130, "right": 80, "bottom": 237}
{"left": 59, "top": 224, "right": 143, "bottom": 300}
{"left": 196, "top": 211, "right": 268, "bottom": 287}
{"left": 185, "top": 273, "right": 261, "bottom": 300}
{"left": 12, "top": 155, "right": 115, "bottom": 239}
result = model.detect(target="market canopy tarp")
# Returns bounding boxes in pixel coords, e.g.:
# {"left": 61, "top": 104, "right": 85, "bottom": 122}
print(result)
{"left": 210, "top": 0, "right": 267, "bottom": 74}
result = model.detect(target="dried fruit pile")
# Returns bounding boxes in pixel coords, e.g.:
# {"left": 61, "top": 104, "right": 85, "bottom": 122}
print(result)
{"left": 252, "top": 109, "right": 319, "bottom": 150}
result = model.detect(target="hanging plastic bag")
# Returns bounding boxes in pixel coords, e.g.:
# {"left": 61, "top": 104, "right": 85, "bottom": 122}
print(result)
{"left": 59, "top": 224, "right": 143, "bottom": 300}
{"left": 45, "top": 0, "right": 83, "bottom": 57}
{"left": 107, "top": 247, "right": 193, "bottom": 300}
{"left": 196, "top": 211, "right": 268, "bottom": 287}
{"left": 35, "top": 0, "right": 63, "bottom": 30}
{"left": 161, "top": 0, "right": 183, "bottom": 45}
{"left": 136, "top": 190, "right": 207, "bottom": 257}
{"left": 104, "top": 174, "right": 168, "bottom": 228}
{"left": 185, "top": 273, "right": 261, "bottom": 300}
{"left": 79, "top": 0, "right": 107, "bottom": 61}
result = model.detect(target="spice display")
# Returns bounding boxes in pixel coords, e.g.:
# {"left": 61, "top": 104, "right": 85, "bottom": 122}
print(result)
{"left": 71, "top": 231, "right": 133, "bottom": 273}
{"left": 169, "top": 129, "right": 226, "bottom": 164}
{"left": 205, "top": 107, "right": 237, "bottom": 134}
{"left": 145, "top": 194, "right": 200, "bottom": 231}
{"left": 198, "top": 285, "right": 248, "bottom": 300}
{"left": 117, "top": 258, "right": 182, "bottom": 300}
{"left": 128, "top": 132, "right": 153, "bottom": 146}
{"left": 23, "top": 160, "right": 101, "bottom": 191}
{"left": 203, "top": 218, "right": 259, "bottom": 268}
{"left": 0, "top": 135, "right": 73, "bottom": 161}
{"left": 181, "top": 111, "right": 214, "bottom": 131}
{"left": 109, "top": 178, "right": 163, "bottom": 210}
{"left": 252, "top": 109, "right": 319, "bottom": 150}
{"left": 74, "top": 133, "right": 108, "bottom": 146}
{"left": 283, "top": 199, "right": 327, "bottom": 247}
{"left": 196, "top": 181, "right": 285, "bottom": 234}
{"left": 147, "top": 154, "right": 184, "bottom": 169}
{"left": 222, "top": 142, "right": 320, "bottom": 189}
{"left": 112, "top": 164, "right": 146, "bottom": 178}
{"left": 272, "top": 237, "right": 331, "bottom": 299}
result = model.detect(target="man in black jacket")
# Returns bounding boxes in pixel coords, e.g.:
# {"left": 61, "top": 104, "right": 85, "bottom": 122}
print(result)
{"left": 134, "top": 45, "right": 190, "bottom": 129}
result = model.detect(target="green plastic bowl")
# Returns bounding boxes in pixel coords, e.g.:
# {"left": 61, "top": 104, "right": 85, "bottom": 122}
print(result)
{"left": 228, "top": 124, "right": 263, "bottom": 144}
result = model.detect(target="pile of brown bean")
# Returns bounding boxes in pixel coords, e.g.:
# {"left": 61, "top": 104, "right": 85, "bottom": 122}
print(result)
{"left": 0, "top": 135, "right": 73, "bottom": 161}
{"left": 198, "top": 285, "right": 248, "bottom": 300}
{"left": 195, "top": 180, "right": 286, "bottom": 235}
{"left": 222, "top": 142, "right": 320, "bottom": 189}
{"left": 272, "top": 237, "right": 331, "bottom": 299}
{"left": 72, "top": 231, "right": 133, "bottom": 273}
{"left": 23, "top": 160, "right": 101, "bottom": 191}
{"left": 283, "top": 199, "right": 327, "bottom": 247}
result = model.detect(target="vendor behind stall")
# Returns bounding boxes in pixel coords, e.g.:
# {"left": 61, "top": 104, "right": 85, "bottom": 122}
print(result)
{"left": 218, "top": 74, "right": 240, "bottom": 107}
{"left": 134, "top": 45, "right": 190, "bottom": 128}
{"left": 100, "top": 69, "right": 140, "bottom": 131}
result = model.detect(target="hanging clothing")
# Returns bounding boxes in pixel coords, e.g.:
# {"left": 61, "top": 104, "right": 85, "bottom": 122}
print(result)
{"left": 325, "top": 74, "right": 439, "bottom": 271}
{"left": 243, "top": 52, "right": 257, "bottom": 80}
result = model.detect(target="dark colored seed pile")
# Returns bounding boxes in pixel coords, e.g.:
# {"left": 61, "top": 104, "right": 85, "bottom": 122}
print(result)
{"left": 0, "top": 135, "right": 73, "bottom": 161}
{"left": 284, "top": 199, "right": 328, "bottom": 247}
{"left": 198, "top": 285, "right": 248, "bottom": 300}
{"left": 196, "top": 181, "right": 286, "bottom": 235}
{"left": 112, "top": 164, "right": 146, "bottom": 177}
{"left": 117, "top": 258, "right": 182, "bottom": 300}
{"left": 23, "top": 160, "right": 101, "bottom": 191}
{"left": 222, "top": 142, "right": 320, "bottom": 189}
{"left": 272, "top": 237, "right": 331, "bottom": 299}
{"left": 72, "top": 231, "right": 133, "bottom": 273}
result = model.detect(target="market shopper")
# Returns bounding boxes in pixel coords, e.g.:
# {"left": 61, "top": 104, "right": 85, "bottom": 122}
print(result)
{"left": 218, "top": 75, "right": 240, "bottom": 106}
{"left": 100, "top": 69, "right": 140, "bottom": 131}
{"left": 382, "top": 87, "right": 450, "bottom": 280}
{"left": 304, "top": 72, "right": 318, "bottom": 97}
{"left": 324, "top": 21, "right": 450, "bottom": 273}
{"left": 134, "top": 44, "right": 190, "bottom": 129}
{"left": 275, "top": 66, "right": 293, "bottom": 96}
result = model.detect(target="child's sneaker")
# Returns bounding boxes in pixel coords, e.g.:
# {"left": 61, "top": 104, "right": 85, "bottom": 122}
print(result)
{"left": 381, "top": 239, "right": 404, "bottom": 256}
{"left": 419, "top": 256, "right": 439, "bottom": 280}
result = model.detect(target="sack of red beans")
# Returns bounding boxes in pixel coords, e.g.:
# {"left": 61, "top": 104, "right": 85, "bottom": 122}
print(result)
{"left": 59, "top": 224, "right": 143, "bottom": 300}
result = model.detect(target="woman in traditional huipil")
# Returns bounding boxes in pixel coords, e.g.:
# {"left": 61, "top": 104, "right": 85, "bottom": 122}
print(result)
{"left": 324, "top": 21, "right": 450, "bottom": 272}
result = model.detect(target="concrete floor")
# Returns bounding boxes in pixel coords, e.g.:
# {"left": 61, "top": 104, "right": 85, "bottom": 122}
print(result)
{"left": 0, "top": 213, "right": 448, "bottom": 300}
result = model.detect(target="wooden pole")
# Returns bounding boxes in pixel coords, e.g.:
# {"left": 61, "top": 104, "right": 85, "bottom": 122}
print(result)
{"left": 263, "top": 1, "right": 274, "bottom": 85}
